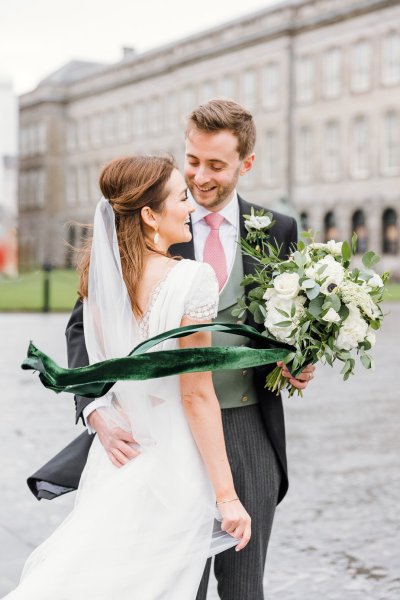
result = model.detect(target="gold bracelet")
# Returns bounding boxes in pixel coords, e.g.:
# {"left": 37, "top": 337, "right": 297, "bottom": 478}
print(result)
{"left": 216, "top": 497, "right": 239, "bottom": 505}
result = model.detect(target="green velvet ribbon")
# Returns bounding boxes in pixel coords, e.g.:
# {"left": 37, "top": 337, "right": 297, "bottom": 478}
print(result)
{"left": 21, "top": 322, "right": 293, "bottom": 398}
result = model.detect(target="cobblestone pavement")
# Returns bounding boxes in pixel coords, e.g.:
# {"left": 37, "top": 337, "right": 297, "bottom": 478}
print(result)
{"left": 0, "top": 306, "right": 399, "bottom": 599}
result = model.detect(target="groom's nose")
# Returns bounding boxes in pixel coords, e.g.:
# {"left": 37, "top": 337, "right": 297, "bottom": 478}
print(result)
{"left": 194, "top": 166, "right": 210, "bottom": 186}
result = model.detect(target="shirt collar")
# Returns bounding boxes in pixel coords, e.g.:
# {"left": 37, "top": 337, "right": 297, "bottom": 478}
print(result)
{"left": 189, "top": 190, "right": 239, "bottom": 228}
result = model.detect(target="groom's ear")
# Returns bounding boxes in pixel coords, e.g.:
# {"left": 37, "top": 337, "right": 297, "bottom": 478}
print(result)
{"left": 239, "top": 153, "right": 255, "bottom": 176}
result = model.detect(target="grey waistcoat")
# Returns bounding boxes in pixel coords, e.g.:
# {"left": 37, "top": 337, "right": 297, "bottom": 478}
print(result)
{"left": 212, "top": 243, "right": 258, "bottom": 409}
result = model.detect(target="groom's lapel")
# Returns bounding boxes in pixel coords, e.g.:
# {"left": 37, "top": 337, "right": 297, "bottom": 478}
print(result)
{"left": 168, "top": 219, "right": 195, "bottom": 260}
{"left": 238, "top": 194, "right": 258, "bottom": 278}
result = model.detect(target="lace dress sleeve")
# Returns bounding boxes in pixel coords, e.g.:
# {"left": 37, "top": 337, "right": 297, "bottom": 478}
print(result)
{"left": 183, "top": 263, "right": 219, "bottom": 322}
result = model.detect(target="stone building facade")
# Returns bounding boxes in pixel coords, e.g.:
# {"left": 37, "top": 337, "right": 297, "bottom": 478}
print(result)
{"left": 18, "top": 0, "right": 400, "bottom": 275}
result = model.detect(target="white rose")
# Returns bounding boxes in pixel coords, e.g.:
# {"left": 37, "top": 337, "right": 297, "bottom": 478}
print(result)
{"left": 366, "top": 328, "right": 376, "bottom": 348}
{"left": 264, "top": 295, "right": 305, "bottom": 343}
{"left": 367, "top": 273, "right": 384, "bottom": 288}
{"left": 263, "top": 287, "right": 276, "bottom": 301}
{"left": 273, "top": 272, "right": 300, "bottom": 300}
{"left": 326, "top": 240, "right": 343, "bottom": 256}
{"left": 245, "top": 214, "right": 272, "bottom": 231}
{"left": 335, "top": 304, "right": 368, "bottom": 350}
{"left": 322, "top": 308, "right": 341, "bottom": 323}
{"left": 317, "top": 255, "right": 345, "bottom": 294}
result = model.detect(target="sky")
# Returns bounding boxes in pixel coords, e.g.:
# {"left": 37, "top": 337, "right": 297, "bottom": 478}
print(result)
{"left": 0, "top": 0, "right": 281, "bottom": 95}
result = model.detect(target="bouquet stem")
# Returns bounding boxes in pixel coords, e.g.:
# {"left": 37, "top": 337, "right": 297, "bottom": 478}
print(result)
{"left": 265, "top": 366, "right": 303, "bottom": 398}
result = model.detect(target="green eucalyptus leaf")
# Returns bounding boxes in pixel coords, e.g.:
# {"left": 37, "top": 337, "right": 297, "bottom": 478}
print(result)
{"left": 360, "top": 354, "right": 372, "bottom": 369}
{"left": 341, "top": 240, "right": 351, "bottom": 262}
{"left": 308, "top": 296, "right": 324, "bottom": 317}
{"left": 306, "top": 285, "right": 321, "bottom": 300}
{"left": 301, "top": 279, "right": 316, "bottom": 289}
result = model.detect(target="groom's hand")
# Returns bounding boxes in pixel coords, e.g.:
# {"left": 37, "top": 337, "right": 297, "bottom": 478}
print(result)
{"left": 87, "top": 410, "right": 140, "bottom": 468}
{"left": 277, "top": 361, "right": 315, "bottom": 390}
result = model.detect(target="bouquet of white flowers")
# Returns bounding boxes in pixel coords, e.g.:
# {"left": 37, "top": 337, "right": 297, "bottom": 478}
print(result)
{"left": 234, "top": 210, "right": 390, "bottom": 396}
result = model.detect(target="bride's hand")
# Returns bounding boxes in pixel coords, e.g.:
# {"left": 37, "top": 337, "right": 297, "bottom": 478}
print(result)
{"left": 88, "top": 410, "right": 140, "bottom": 468}
{"left": 218, "top": 499, "right": 251, "bottom": 551}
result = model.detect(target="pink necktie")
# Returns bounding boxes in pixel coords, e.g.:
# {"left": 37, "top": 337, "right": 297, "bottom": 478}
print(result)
{"left": 203, "top": 213, "right": 228, "bottom": 291}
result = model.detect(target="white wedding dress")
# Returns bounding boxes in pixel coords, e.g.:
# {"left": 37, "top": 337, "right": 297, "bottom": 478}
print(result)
{"left": 5, "top": 258, "right": 238, "bottom": 600}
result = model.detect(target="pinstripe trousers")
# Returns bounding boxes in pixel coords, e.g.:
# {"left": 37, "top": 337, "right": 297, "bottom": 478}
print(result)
{"left": 196, "top": 404, "right": 282, "bottom": 600}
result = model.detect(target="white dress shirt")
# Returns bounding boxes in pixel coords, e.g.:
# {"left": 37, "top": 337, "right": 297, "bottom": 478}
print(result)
{"left": 83, "top": 191, "right": 240, "bottom": 431}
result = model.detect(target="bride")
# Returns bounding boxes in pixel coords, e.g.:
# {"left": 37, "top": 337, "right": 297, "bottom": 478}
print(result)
{"left": 4, "top": 155, "right": 251, "bottom": 599}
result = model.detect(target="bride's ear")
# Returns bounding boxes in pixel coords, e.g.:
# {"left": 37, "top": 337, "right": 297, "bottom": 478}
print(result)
{"left": 141, "top": 206, "right": 158, "bottom": 229}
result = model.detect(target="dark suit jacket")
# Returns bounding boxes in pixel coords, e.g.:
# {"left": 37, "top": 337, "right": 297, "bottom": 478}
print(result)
{"left": 28, "top": 195, "right": 297, "bottom": 503}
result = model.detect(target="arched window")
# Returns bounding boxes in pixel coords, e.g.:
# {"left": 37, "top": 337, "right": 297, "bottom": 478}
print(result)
{"left": 382, "top": 208, "right": 399, "bottom": 254}
{"left": 65, "top": 225, "right": 76, "bottom": 269}
{"left": 352, "top": 210, "right": 368, "bottom": 253}
{"left": 300, "top": 211, "right": 309, "bottom": 231}
{"left": 324, "top": 211, "right": 338, "bottom": 241}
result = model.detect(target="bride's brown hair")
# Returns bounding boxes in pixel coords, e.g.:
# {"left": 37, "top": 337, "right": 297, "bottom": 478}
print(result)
{"left": 78, "top": 155, "right": 176, "bottom": 315}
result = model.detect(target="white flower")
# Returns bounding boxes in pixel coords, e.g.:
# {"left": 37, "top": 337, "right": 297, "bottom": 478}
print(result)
{"left": 367, "top": 273, "right": 384, "bottom": 289}
{"left": 273, "top": 272, "right": 300, "bottom": 300}
{"left": 326, "top": 240, "right": 343, "bottom": 256}
{"left": 322, "top": 308, "right": 341, "bottom": 323}
{"left": 264, "top": 295, "right": 305, "bottom": 343}
{"left": 245, "top": 214, "right": 272, "bottom": 231}
{"left": 339, "top": 280, "right": 379, "bottom": 319}
{"left": 335, "top": 304, "right": 368, "bottom": 351}
{"left": 263, "top": 287, "right": 276, "bottom": 301}
{"left": 366, "top": 328, "right": 376, "bottom": 348}
{"left": 317, "top": 255, "right": 345, "bottom": 294}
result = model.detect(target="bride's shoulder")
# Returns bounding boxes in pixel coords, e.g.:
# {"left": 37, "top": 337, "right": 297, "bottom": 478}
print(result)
{"left": 180, "top": 259, "right": 217, "bottom": 282}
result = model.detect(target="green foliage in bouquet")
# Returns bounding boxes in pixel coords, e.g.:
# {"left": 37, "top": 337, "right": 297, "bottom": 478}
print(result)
{"left": 236, "top": 216, "right": 390, "bottom": 397}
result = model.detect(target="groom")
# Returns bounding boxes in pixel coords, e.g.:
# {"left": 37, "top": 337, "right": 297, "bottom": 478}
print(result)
{"left": 69, "top": 99, "right": 315, "bottom": 599}
{"left": 31, "top": 99, "right": 315, "bottom": 598}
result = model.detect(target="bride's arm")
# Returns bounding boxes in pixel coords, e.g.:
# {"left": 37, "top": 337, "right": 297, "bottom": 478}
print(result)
{"left": 179, "top": 316, "right": 251, "bottom": 552}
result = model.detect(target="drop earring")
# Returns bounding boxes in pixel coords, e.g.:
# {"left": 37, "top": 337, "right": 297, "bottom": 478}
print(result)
{"left": 154, "top": 224, "right": 160, "bottom": 246}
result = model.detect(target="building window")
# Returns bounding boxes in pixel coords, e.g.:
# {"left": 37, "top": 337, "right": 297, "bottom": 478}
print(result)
{"left": 77, "top": 166, "right": 89, "bottom": 205}
{"left": 67, "top": 167, "right": 77, "bottom": 206}
{"left": 324, "top": 121, "right": 340, "bottom": 179}
{"left": 241, "top": 69, "right": 257, "bottom": 111}
{"left": 264, "top": 130, "right": 278, "bottom": 185}
{"left": 382, "top": 31, "right": 400, "bottom": 85}
{"left": 117, "top": 106, "right": 130, "bottom": 142}
{"left": 297, "top": 126, "right": 313, "bottom": 182}
{"left": 382, "top": 208, "right": 399, "bottom": 254}
{"left": 148, "top": 96, "right": 162, "bottom": 135}
{"left": 77, "top": 118, "right": 89, "bottom": 150}
{"left": 181, "top": 85, "right": 196, "bottom": 117}
{"left": 322, "top": 48, "right": 342, "bottom": 98}
{"left": 220, "top": 74, "right": 235, "bottom": 99}
{"left": 262, "top": 62, "right": 280, "bottom": 110}
{"left": 351, "top": 40, "right": 371, "bottom": 93}
{"left": 351, "top": 116, "right": 369, "bottom": 177}
{"left": 36, "top": 169, "right": 46, "bottom": 207}
{"left": 383, "top": 111, "right": 400, "bottom": 171}
{"left": 104, "top": 110, "right": 116, "bottom": 145}
{"left": 199, "top": 80, "right": 215, "bottom": 103}
{"left": 324, "top": 211, "right": 338, "bottom": 241}
{"left": 65, "top": 225, "right": 76, "bottom": 268}
{"left": 296, "top": 56, "right": 314, "bottom": 104}
{"left": 37, "top": 123, "right": 47, "bottom": 154}
{"left": 89, "top": 114, "right": 101, "bottom": 147}
{"left": 352, "top": 210, "right": 368, "bottom": 253}
{"left": 132, "top": 102, "right": 146, "bottom": 137}
{"left": 165, "top": 91, "right": 177, "bottom": 131}
{"left": 300, "top": 211, "right": 309, "bottom": 231}
{"left": 66, "top": 121, "right": 77, "bottom": 153}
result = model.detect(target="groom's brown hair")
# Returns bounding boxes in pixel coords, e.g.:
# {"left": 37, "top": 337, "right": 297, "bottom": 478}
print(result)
{"left": 186, "top": 99, "right": 256, "bottom": 159}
